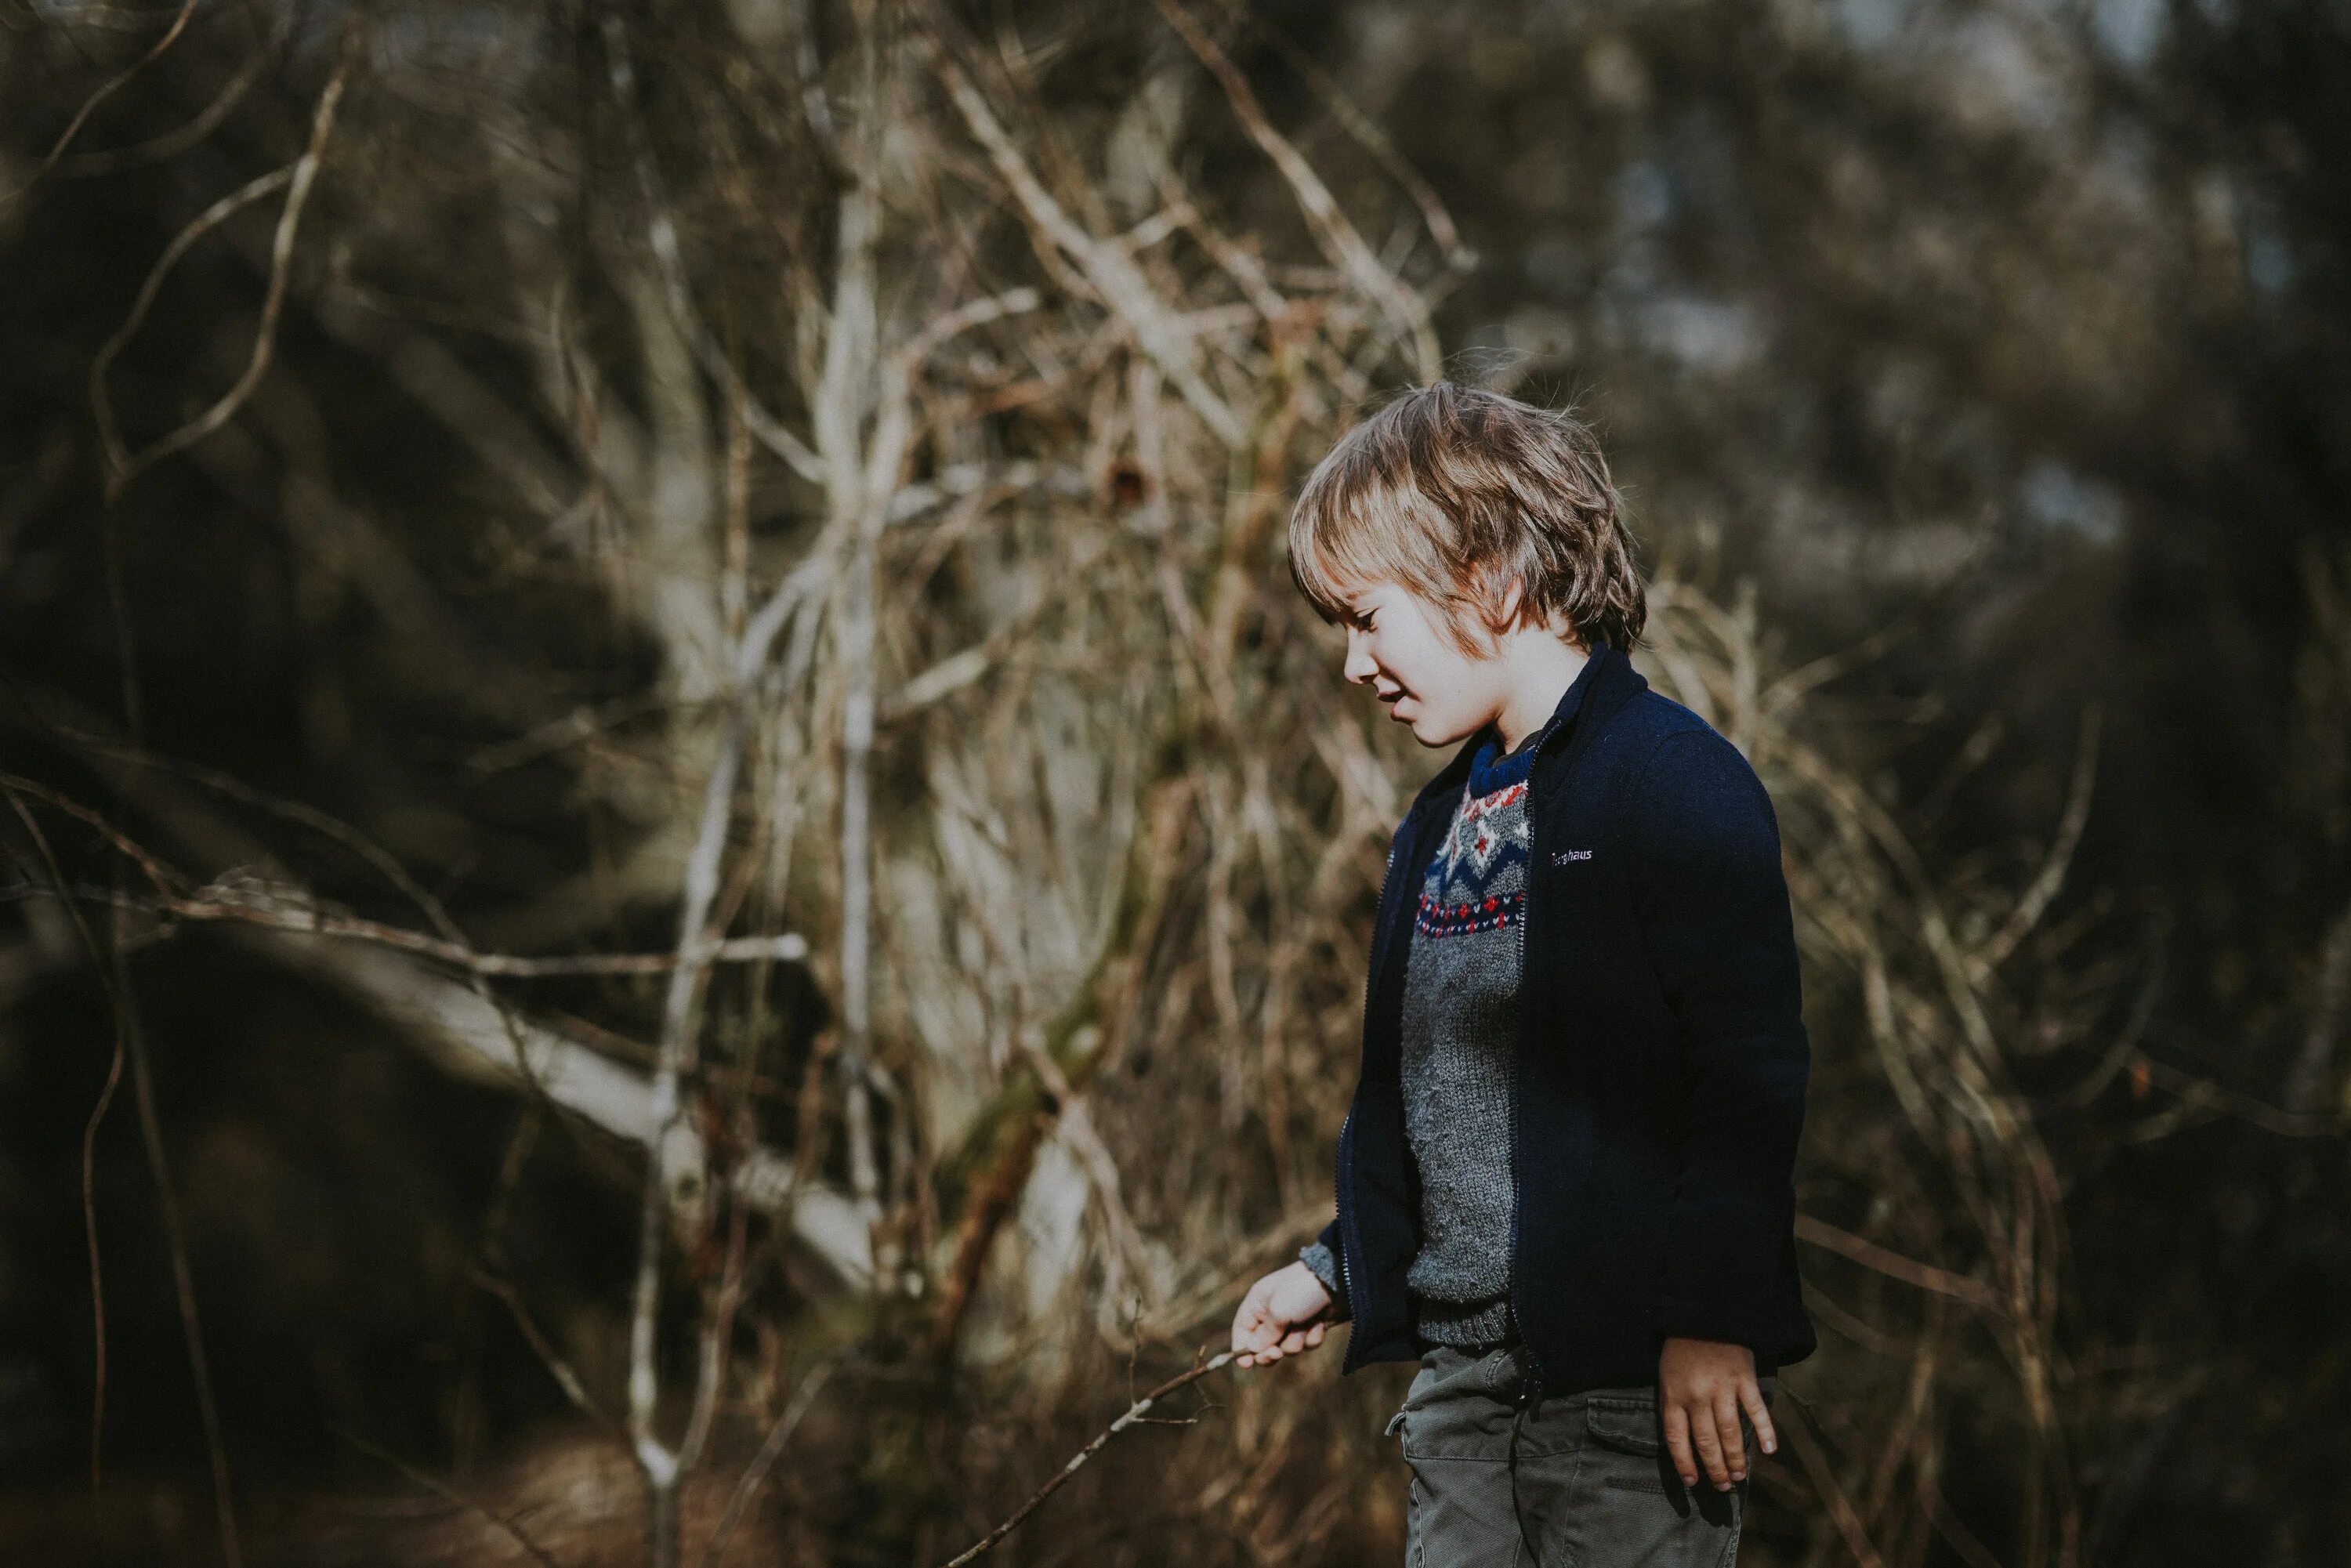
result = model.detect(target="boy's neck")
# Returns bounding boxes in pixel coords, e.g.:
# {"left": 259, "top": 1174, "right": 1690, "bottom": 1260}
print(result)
{"left": 1493, "top": 633, "right": 1592, "bottom": 755}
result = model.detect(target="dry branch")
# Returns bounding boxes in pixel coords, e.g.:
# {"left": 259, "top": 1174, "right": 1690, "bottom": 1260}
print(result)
{"left": 252, "top": 929, "right": 874, "bottom": 1282}
{"left": 929, "top": 34, "right": 1246, "bottom": 445}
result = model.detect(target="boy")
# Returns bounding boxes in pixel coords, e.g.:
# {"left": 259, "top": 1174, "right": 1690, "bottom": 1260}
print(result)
{"left": 1230, "top": 382, "right": 1815, "bottom": 1566}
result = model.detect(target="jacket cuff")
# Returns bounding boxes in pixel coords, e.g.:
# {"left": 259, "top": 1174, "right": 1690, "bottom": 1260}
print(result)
{"left": 1652, "top": 1292, "right": 1775, "bottom": 1358}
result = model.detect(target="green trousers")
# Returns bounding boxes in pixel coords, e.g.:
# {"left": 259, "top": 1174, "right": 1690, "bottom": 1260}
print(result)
{"left": 1389, "top": 1345, "right": 1772, "bottom": 1567}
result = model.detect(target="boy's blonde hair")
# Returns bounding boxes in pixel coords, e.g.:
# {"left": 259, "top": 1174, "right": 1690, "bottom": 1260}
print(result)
{"left": 1287, "top": 382, "right": 1646, "bottom": 656}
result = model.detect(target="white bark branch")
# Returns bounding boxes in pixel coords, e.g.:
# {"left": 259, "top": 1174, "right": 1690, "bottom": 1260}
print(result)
{"left": 242, "top": 926, "right": 872, "bottom": 1282}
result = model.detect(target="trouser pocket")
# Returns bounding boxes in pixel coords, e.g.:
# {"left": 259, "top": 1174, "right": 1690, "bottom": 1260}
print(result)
{"left": 1566, "top": 1392, "right": 1748, "bottom": 1562}
{"left": 1584, "top": 1384, "right": 1772, "bottom": 1494}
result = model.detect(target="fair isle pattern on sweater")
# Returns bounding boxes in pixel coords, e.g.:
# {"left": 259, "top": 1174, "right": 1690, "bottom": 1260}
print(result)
{"left": 1414, "top": 777, "right": 1531, "bottom": 938}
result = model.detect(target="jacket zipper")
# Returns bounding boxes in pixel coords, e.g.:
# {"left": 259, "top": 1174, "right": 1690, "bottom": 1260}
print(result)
{"left": 1336, "top": 830, "right": 1404, "bottom": 1348}
{"left": 1333, "top": 1109, "right": 1352, "bottom": 1309}
{"left": 1509, "top": 741, "right": 1556, "bottom": 1404}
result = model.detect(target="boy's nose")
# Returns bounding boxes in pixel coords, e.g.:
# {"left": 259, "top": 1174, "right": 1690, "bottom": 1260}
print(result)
{"left": 1342, "top": 629, "right": 1377, "bottom": 685}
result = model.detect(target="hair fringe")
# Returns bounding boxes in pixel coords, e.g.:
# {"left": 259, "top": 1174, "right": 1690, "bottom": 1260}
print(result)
{"left": 1287, "top": 382, "right": 1648, "bottom": 655}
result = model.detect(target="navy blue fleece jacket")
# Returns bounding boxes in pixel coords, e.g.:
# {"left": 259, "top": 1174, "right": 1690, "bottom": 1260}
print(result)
{"left": 1313, "top": 639, "right": 1817, "bottom": 1398}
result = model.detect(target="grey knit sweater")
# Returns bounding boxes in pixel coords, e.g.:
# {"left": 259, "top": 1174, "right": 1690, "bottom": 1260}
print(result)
{"left": 1302, "top": 722, "right": 1547, "bottom": 1348}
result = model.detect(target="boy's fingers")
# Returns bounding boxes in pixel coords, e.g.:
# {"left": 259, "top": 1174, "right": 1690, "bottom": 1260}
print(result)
{"left": 1304, "top": 1322, "right": 1326, "bottom": 1346}
{"left": 1231, "top": 1288, "right": 1281, "bottom": 1365}
{"left": 1663, "top": 1402, "right": 1697, "bottom": 1488}
{"left": 1715, "top": 1392, "right": 1747, "bottom": 1481}
{"left": 1741, "top": 1380, "right": 1778, "bottom": 1456}
{"left": 1690, "top": 1403, "right": 1730, "bottom": 1490}
{"left": 1245, "top": 1302, "right": 1283, "bottom": 1349}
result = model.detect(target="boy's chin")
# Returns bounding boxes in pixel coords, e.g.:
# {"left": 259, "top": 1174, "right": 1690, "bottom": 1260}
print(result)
{"left": 1402, "top": 712, "right": 1480, "bottom": 748}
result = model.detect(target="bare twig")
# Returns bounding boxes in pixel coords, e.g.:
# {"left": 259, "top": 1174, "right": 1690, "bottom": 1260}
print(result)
{"left": 1, "top": 780, "right": 243, "bottom": 1564}
{"left": 59, "top": 2, "right": 291, "bottom": 177}
{"left": 1794, "top": 1214, "right": 2005, "bottom": 1314}
{"left": 89, "top": 165, "right": 295, "bottom": 478}
{"left": 1150, "top": 0, "right": 1440, "bottom": 378}
{"left": 1970, "top": 706, "right": 2101, "bottom": 980}
{"left": 121, "top": 977, "right": 242, "bottom": 1568}
{"left": 0, "top": 787, "right": 126, "bottom": 1492}
{"left": 934, "top": 1349, "right": 1234, "bottom": 1568}
{"left": 600, "top": 13, "right": 827, "bottom": 484}
{"left": 928, "top": 27, "right": 1245, "bottom": 445}
{"left": 628, "top": 704, "right": 751, "bottom": 1566}
{"left": 1243, "top": 13, "right": 1473, "bottom": 271}
{"left": 100, "top": 30, "right": 354, "bottom": 498}
{"left": 698, "top": 1359, "right": 837, "bottom": 1568}
{"left": 334, "top": 1426, "right": 567, "bottom": 1568}
{"left": 471, "top": 1269, "right": 617, "bottom": 1432}
{"left": 1780, "top": 1396, "right": 1889, "bottom": 1568}
{"left": 1, "top": 0, "right": 201, "bottom": 208}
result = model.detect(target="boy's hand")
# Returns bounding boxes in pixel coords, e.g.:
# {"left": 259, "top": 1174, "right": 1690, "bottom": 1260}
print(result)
{"left": 1658, "top": 1335, "right": 1778, "bottom": 1491}
{"left": 1230, "top": 1262, "right": 1335, "bottom": 1367}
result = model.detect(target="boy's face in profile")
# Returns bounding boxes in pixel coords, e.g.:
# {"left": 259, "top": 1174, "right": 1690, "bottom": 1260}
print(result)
{"left": 1336, "top": 578, "right": 1513, "bottom": 749}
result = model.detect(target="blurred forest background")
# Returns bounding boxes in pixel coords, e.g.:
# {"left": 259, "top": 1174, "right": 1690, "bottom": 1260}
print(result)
{"left": 3, "top": 0, "right": 2348, "bottom": 1563}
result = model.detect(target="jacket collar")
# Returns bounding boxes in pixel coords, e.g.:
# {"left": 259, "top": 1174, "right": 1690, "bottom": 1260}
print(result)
{"left": 1407, "top": 639, "right": 1644, "bottom": 817}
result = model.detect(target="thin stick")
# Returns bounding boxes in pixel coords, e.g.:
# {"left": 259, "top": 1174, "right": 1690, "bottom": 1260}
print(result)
{"left": 8, "top": 784, "right": 245, "bottom": 1563}
{"left": 698, "top": 1360, "right": 836, "bottom": 1568}
{"left": 1780, "top": 1395, "right": 1889, "bottom": 1568}
{"left": 1244, "top": 13, "right": 1471, "bottom": 270}
{"left": 102, "top": 31, "right": 354, "bottom": 498}
{"left": 121, "top": 981, "right": 241, "bottom": 1568}
{"left": 1, "top": 0, "right": 201, "bottom": 208}
{"left": 471, "top": 1268, "right": 615, "bottom": 1432}
{"left": 1793, "top": 1214, "right": 2004, "bottom": 1314}
{"left": 933, "top": 1350, "right": 1233, "bottom": 1568}
{"left": 600, "top": 13, "right": 827, "bottom": 484}
{"left": 60, "top": 2, "right": 290, "bottom": 178}
{"left": 629, "top": 697, "right": 754, "bottom": 1566}
{"left": 1970, "top": 706, "right": 2101, "bottom": 980}
{"left": 0, "top": 788, "right": 125, "bottom": 1491}
{"left": 89, "top": 165, "right": 295, "bottom": 473}
{"left": 1150, "top": 0, "right": 1440, "bottom": 378}
{"left": 926, "top": 23, "right": 1245, "bottom": 445}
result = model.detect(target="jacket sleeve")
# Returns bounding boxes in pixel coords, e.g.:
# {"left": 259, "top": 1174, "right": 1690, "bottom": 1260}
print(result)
{"left": 1625, "top": 727, "right": 1810, "bottom": 1354}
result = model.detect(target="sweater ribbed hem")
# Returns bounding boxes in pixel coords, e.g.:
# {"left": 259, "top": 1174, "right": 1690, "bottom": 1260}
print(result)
{"left": 1414, "top": 1292, "right": 1515, "bottom": 1349}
